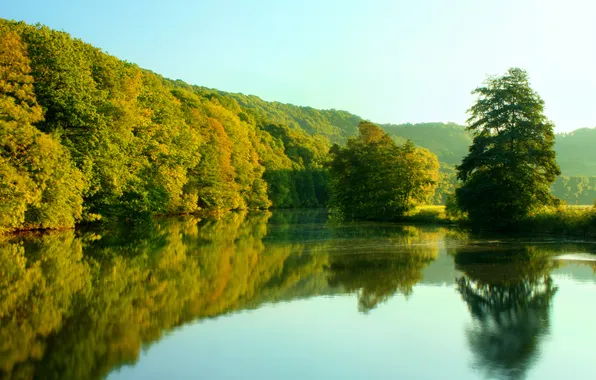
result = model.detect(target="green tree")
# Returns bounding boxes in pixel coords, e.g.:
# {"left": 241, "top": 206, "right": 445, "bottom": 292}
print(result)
{"left": 400, "top": 140, "right": 440, "bottom": 206}
{"left": 432, "top": 165, "right": 459, "bottom": 204}
{"left": 329, "top": 122, "right": 439, "bottom": 220}
{"left": 456, "top": 68, "right": 560, "bottom": 227}
{"left": 0, "top": 27, "right": 84, "bottom": 231}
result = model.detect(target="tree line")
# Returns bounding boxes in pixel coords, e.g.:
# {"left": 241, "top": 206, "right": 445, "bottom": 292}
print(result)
{"left": 551, "top": 176, "right": 596, "bottom": 205}
{"left": 0, "top": 20, "right": 337, "bottom": 232}
{"left": 0, "top": 19, "right": 455, "bottom": 232}
{"left": 2, "top": 19, "right": 594, "bottom": 232}
{"left": 328, "top": 68, "right": 578, "bottom": 228}
{"left": 329, "top": 122, "right": 439, "bottom": 220}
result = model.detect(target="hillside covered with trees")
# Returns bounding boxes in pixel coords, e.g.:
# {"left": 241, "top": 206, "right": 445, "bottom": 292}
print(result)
{"left": 0, "top": 19, "right": 466, "bottom": 232}
{"left": 555, "top": 128, "right": 596, "bottom": 176}
{"left": 1, "top": 19, "right": 349, "bottom": 232}
{"left": 2, "top": 19, "right": 596, "bottom": 233}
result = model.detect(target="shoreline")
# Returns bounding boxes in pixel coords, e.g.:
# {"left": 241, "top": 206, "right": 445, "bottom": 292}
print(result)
{"left": 2, "top": 205, "right": 595, "bottom": 240}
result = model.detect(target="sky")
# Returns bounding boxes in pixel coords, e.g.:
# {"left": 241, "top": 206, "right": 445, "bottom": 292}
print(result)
{"left": 2, "top": 0, "right": 596, "bottom": 133}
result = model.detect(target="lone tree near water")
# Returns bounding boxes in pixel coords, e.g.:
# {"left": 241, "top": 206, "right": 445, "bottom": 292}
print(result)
{"left": 455, "top": 68, "right": 560, "bottom": 226}
{"left": 329, "top": 121, "right": 439, "bottom": 220}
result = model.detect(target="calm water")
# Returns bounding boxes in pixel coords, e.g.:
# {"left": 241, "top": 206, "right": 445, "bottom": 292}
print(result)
{"left": 2, "top": 210, "right": 596, "bottom": 380}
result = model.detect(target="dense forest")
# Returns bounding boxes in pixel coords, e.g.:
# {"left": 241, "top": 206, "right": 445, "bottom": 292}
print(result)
{"left": 0, "top": 20, "right": 344, "bottom": 232}
{"left": 1, "top": 19, "right": 595, "bottom": 232}
{"left": 213, "top": 93, "right": 596, "bottom": 206}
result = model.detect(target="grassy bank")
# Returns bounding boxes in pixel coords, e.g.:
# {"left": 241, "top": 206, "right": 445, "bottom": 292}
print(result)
{"left": 518, "top": 206, "right": 596, "bottom": 238}
{"left": 403, "top": 205, "right": 596, "bottom": 238}
{"left": 402, "top": 206, "right": 455, "bottom": 225}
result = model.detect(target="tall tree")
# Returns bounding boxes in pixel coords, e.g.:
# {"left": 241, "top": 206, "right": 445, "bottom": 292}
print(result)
{"left": 456, "top": 68, "right": 560, "bottom": 226}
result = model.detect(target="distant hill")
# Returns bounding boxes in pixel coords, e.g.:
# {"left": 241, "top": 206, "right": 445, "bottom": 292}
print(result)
{"left": 555, "top": 128, "right": 596, "bottom": 177}
{"left": 202, "top": 90, "right": 474, "bottom": 167}
{"left": 381, "top": 122, "right": 471, "bottom": 166}
{"left": 198, "top": 88, "right": 596, "bottom": 177}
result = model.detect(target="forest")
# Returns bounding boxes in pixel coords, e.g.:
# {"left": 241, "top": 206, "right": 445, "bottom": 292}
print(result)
{"left": 0, "top": 20, "right": 339, "bottom": 232}
{"left": 1, "top": 19, "right": 596, "bottom": 232}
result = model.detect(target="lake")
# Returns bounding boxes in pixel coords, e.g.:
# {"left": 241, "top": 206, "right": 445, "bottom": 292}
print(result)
{"left": 2, "top": 209, "right": 596, "bottom": 380}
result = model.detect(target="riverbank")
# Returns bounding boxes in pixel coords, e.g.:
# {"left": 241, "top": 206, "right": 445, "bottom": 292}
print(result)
{"left": 402, "top": 205, "right": 596, "bottom": 239}
{"left": 401, "top": 206, "right": 455, "bottom": 225}
{"left": 4, "top": 205, "right": 596, "bottom": 239}
{"left": 518, "top": 206, "right": 596, "bottom": 239}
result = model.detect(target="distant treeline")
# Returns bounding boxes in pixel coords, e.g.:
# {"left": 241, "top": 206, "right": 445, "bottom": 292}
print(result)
{"left": 552, "top": 176, "right": 596, "bottom": 205}
{"left": 555, "top": 129, "right": 596, "bottom": 177}
{"left": 379, "top": 123, "right": 596, "bottom": 179}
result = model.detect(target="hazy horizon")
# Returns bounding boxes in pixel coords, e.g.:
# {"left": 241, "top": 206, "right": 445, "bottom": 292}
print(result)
{"left": 3, "top": 0, "right": 595, "bottom": 133}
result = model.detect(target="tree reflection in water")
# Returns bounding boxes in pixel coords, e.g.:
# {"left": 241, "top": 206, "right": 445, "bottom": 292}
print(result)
{"left": 6, "top": 211, "right": 585, "bottom": 380}
{"left": 0, "top": 214, "right": 448, "bottom": 378}
{"left": 327, "top": 226, "right": 443, "bottom": 312}
{"left": 455, "top": 246, "right": 558, "bottom": 380}
{"left": 0, "top": 212, "right": 298, "bottom": 380}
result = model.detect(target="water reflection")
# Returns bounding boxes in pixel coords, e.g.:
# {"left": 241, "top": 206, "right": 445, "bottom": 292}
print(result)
{"left": 0, "top": 232, "right": 90, "bottom": 380}
{"left": 326, "top": 226, "right": 441, "bottom": 312}
{"left": 454, "top": 246, "right": 558, "bottom": 380}
{"left": 1, "top": 211, "right": 595, "bottom": 380}
{"left": 0, "top": 213, "right": 274, "bottom": 380}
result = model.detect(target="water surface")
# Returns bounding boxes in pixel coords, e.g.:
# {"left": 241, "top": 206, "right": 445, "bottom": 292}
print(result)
{"left": 2, "top": 210, "right": 596, "bottom": 379}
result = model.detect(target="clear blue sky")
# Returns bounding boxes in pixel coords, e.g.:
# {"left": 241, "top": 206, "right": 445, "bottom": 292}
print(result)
{"left": 3, "top": 0, "right": 595, "bottom": 133}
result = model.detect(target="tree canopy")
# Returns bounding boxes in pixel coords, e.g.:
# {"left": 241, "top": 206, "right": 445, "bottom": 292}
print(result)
{"left": 455, "top": 68, "right": 560, "bottom": 226}
{"left": 329, "top": 122, "right": 439, "bottom": 220}
{"left": 0, "top": 27, "right": 84, "bottom": 232}
{"left": 0, "top": 20, "right": 336, "bottom": 231}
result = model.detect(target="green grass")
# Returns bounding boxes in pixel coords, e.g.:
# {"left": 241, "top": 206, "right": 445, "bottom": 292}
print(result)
{"left": 401, "top": 205, "right": 596, "bottom": 238}
{"left": 402, "top": 205, "right": 455, "bottom": 224}
{"left": 519, "top": 205, "right": 596, "bottom": 238}
{"left": 565, "top": 205, "right": 593, "bottom": 209}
